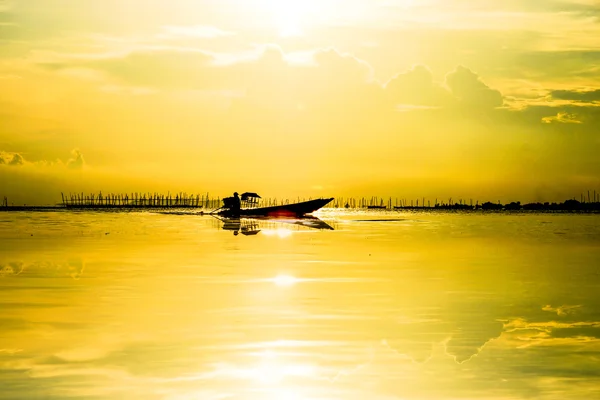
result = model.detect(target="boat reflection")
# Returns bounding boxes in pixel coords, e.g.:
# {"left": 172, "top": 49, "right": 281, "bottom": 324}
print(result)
{"left": 222, "top": 218, "right": 260, "bottom": 236}
{"left": 220, "top": 216, "right": 334, "bottom": 236}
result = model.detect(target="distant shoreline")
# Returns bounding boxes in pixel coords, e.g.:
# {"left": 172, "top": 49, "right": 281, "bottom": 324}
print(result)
{"left": 1, "top": 205, "right": 599, "bottom": 214}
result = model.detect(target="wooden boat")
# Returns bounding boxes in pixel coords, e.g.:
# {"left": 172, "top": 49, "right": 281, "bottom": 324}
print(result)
{"left": 219, "top": 198, "right": 334, "bottom": 217}
{"left": 367, "top": 205, "right": 387, "bottom": 210}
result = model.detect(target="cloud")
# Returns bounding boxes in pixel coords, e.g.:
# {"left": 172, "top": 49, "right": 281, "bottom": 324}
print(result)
{"left": 551, "top": 89, "right": 600, "bottom": 102}
{"left": 86, "top": 49, "right": 216, "bottom": 89}
{"left": 69, "top": 45, "right": 508, "bottom": 114}
{"left": 8, "top": 152, "right": 23, "bottom": 165}
{"left": 67, "top": 149, "right": 85, "bottom": 170}
{"left": 501, "top": 318, "right": 600, "bottom": 361}
{"left": 445, "top": 66, "right": 504, "bottom": 108}
{"left": 444, "top": 318, "right": 504, "bottom": 363}
{"left": 0, "top": 149, "right": 86, "bottom": 168}
{"left": 551, "top": 326, "right": 600, "bottom": 340}
{"left": 542, "top": 304, "right": 582, "bottom": 316}
{"left": 0, "top": 349, "right": 22, "bottom": 355}
{"left": 384, "top": 64, "right": 503, "bottom": 110}
{"left": 541, "top": 111, "right": 582, "bottom": 124}
{"left": 221, "top": 46, "right": 382, "bottom": 112}
{"left": 0, "top": 262, "right": 24, "bottom": 277}
{"left": 5, "top": 37, "right": 600, "bottom": 205}
{"left": 511, "top": 103, "right": 600, "bottom": 127}
{"left": 0, "top": 259, "right": 84, "bottom": 280}
{"left": 159, "top": 25, "right": 235, "bottom": 39}
{"left": 511, "top": 50, "right": 600, "bottom": 80}
{"left": 0, "top": 149, "right": 90, "bottom": 204}
{"left": 313, "top": 48, "right": 374, "bottom": 84}
{"left": 385, "top": 65, "right": 452, "bottom": 107}
{"left": 0, "top": 151, "right": 24, "bottom": 166}
{"left": 428, "top": 0, "right": 600, "bottom": 16}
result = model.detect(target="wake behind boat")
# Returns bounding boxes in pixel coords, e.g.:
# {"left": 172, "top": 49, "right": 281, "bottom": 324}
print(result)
{"left": 217, "top": 193, "right": 333, "bottom": 217}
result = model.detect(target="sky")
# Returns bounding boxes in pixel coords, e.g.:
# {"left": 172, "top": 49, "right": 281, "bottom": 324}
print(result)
{"left": 1, "top": 0, "right": 600, "bottom": 204}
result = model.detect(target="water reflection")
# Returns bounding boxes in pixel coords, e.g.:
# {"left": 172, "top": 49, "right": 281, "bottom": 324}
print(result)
{"left": 219, "top": 216, "right": 335, "bottom": 236}
{"left": 1, "top": 212, "right": 599, "bottom": 399}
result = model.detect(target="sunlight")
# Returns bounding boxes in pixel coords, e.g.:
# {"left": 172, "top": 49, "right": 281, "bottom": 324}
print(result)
{"left": 262, "top": 228, "right": 293, "bottom": 238}
{"left": 253, "top": 350, "right": 315, "bottom": 384}
{"left": 271, "top": 274, "right": 298, "bottom": 287}
{"left": 271, "top": 1, "right": 306, "bottom": 37}
{"left": 276, "top": 228, "right": 293, "bottom": 238}
{"left": 264, "top": 0, "right": 319, "bottom": 37}
{"left": 394, "top": 0, "right": 416, "bottom": 9}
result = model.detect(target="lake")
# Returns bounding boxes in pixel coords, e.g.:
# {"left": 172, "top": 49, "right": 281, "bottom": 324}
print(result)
{"left": 1, "top": 210, "right": 599, "bottom": 399}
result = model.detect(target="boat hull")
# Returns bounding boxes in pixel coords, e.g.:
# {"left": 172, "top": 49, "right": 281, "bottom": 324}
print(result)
{"left": 220, "top": 198, "right": 333, "bottom": 217}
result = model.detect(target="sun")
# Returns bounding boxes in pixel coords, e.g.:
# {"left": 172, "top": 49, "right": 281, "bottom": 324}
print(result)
{"left": 266, "top": 0, "right": 316, "bottom": 37}
{"left": 255, "top": 0, "right": 341, "bottom": 37}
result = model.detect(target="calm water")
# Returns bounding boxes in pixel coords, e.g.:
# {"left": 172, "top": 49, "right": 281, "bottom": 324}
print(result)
{"left": 1, "top": 211, "right": 600, "bottom": 400}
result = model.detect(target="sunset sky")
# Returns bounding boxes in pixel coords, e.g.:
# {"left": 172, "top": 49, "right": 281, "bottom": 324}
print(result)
{"left": 1, "top": 0, "right": 599, "bottom": 204}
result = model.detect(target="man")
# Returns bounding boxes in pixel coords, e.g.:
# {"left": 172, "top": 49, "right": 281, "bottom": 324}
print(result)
{"left": 231, "top": 192, "right": 241, "bottom": 216}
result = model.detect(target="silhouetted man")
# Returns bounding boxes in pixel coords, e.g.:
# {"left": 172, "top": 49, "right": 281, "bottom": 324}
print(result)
{"left": 231, "top": 192, "right": 241, "bottom": 217}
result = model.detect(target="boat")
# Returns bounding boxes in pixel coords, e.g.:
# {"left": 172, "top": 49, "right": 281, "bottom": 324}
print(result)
{"left": 367, "top": 205, "right": 387, "bottom": 210}
{"left": 218, "top": 194, "right": 334, "bottom": 218}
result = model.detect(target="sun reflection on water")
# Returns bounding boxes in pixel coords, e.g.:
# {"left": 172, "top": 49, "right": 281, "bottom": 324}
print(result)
{"left": 262, "top": 228, "right": 293, "bottom": 238}
{"left": 271, "top": 274, "right": 299, "bottom": 287}
{"left": 249, "top": 349, "right": 315, "bottom": 384}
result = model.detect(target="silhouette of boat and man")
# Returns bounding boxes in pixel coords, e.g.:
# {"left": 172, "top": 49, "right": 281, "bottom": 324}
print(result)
{"left": 215, "top": 191, "right": 335, "bottom": 235}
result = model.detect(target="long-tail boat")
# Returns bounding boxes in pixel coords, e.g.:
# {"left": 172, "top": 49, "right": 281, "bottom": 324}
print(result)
{"left": 218, "top": 193, "right": 333, "bottom": 217}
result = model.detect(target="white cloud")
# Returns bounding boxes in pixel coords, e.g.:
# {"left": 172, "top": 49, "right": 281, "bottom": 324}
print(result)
{"left": 159, "top": 25, "right": 235, "bottom": 39}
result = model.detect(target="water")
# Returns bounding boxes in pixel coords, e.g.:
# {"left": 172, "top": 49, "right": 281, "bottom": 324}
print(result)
{"left": 1, "top": 210, "right": 600, "bottom": 399}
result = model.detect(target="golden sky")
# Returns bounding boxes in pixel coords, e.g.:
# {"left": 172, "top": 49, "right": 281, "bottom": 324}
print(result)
{"left": 1, "top": 0, "right": 600, "bottom": 204}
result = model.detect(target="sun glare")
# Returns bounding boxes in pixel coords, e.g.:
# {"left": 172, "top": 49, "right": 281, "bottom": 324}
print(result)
{"left": 263, "top": 228, "right": 293, "bottom": 238}
{"left": 253, "top": 349, "right": 315, "bottom": 384}
{"left": 265, "top": 0, "right": 318, "bottom": 37}
{"left": 272, "top": 274, "right": 298, "bottom": 287}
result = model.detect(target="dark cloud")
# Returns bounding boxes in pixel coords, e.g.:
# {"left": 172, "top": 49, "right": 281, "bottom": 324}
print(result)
{"left": 0, "top": 261, "right": 23, "bottom": 276}
{"left": 551, "top": 326, "right": 600, "bottom": 339}
{"left": 0, "top": 151, "right": 25, "bottom": 167}
{"left": 445, "top": 66, "right": 503, "bottom": 108}
{"left": 8, "top": 152, "right": 23, "bottom": 165}
{"left": 512, "top": 51, "right": 600, "bottom": 80}
{"left": 447, "top": 0, "right": 600, "bottom": 16}
{"left": 0, "top": 152, "right": 25, "bottom": 166}
{"left": 511, "top": 104, "right": 600, "bottom": 127}
{"left": 551, "top": 89, "right": 600, "bottom": 102}
{"left": 0, "top": 317, "right": 34, "bottom": 331}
